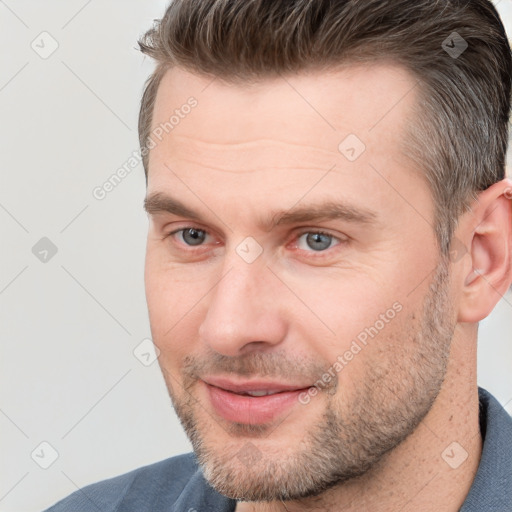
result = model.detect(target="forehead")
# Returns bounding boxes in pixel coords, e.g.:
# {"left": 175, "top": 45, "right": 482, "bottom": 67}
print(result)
{"left": 151, "top": 63, "right": 418, "bottom": 144}
{"left": 146, "top": 64, "right": 429, "bottom": 222}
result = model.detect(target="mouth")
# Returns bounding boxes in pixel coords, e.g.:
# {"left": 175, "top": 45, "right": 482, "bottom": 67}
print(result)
{"left": 201, "top": 376, "right": 313, "bottom": 425}
{"left": 231, "top": 389, "right": 287, "bottom": 397}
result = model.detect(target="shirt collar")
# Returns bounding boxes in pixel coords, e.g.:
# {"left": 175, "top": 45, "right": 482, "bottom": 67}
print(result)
{"left": 460, "top": 387, "right": 512, "bottom": 511}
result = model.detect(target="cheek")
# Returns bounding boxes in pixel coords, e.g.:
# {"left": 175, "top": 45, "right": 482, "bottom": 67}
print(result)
{"left": 289, "top": 275, "right": 398, "bottom": 334}
{"left": 145, "top": 251, "right": 200, "bottom": 342}
{"left": 285, "top": 270, "right": 419, "bottom": 374}
{"left": 146, "top": 275, "right": 204, "bottom": 379}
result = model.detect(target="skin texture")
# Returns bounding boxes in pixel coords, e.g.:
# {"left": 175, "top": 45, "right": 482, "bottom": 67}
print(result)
{"left": 144, "top": 65, "right": 512, "bottom": 511}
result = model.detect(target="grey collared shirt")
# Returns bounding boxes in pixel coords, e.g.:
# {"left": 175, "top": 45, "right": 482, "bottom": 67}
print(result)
{"left": 44, "top": 387, "right": 512, "bottom": 511}
{"left": 460, "top": 387, "right": 512, "bottom": 511}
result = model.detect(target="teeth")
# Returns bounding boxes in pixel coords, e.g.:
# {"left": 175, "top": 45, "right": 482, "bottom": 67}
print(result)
{"left": 244, "top": 390, "right": 280, "bottom": 397}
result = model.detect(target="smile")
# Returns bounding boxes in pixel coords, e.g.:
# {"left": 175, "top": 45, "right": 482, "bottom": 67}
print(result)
{"left": 201, "top": 377, "right": 313, "bottom": 425}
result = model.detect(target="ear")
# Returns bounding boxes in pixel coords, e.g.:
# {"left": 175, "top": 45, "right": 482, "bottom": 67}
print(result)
{"left": 457, "top": 178, "right": 512, "bottom": 323}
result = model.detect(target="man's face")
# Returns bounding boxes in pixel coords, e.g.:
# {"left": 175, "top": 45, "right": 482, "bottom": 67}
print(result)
{"left": 144, "top": 65, "right": 456, "bottom": 500}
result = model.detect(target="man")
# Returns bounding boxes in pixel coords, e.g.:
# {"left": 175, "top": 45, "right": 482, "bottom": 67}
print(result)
{"left": 45, "top": 0, "right": 512, "bottom": 511}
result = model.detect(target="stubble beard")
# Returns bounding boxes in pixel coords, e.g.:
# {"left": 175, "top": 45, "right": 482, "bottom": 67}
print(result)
{"left": 161, "top": 258, "right": 455, "bottom": 502}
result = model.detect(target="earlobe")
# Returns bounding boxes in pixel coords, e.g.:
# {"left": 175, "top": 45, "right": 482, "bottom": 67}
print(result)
{"left": 457, "top": 179, "right": 512, "bottom": 323}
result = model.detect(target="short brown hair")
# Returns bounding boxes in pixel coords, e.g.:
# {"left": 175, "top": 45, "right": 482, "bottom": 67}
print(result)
{"left": 138, "top": 0, "right": 511, "bottom": 252}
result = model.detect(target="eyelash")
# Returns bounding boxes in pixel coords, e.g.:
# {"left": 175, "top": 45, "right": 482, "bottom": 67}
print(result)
{"left": 164, "top": 226, "right": 346, "bottom": 258}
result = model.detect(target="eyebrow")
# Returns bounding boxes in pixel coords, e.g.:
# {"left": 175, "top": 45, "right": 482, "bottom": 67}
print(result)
{"left": 270, "top": 202, "right": 377, "bottom": 228}
{"left": 144, "top": 192, "right": 202, "bottom": 221}
{"left": 144, "top": 192, "right": 378, "bottom": 230}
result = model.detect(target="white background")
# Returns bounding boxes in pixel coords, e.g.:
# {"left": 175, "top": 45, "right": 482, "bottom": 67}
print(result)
{"left": 0, "top": 1, "right": 511, "bottom": 511}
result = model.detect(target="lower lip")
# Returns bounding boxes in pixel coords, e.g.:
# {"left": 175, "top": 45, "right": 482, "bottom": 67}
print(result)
{"left": 205, "top": 383, "right": 308, "bottom": 425}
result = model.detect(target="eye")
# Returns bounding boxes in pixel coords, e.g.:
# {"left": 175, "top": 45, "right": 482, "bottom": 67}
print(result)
{"left": 296, "top": 231, "right": 339, "bottom": 252}
{"left": 175, "top": 227, "right": 208, "bottom": 246}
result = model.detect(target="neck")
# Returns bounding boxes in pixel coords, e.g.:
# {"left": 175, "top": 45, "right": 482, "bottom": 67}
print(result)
{"left": 236, "top": 326, "right": 482, "bottom": 512}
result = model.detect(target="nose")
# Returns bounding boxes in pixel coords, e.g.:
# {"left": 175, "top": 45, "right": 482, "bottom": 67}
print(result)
{"left": 198, "top": 254, "right": 288, "bottom": 357}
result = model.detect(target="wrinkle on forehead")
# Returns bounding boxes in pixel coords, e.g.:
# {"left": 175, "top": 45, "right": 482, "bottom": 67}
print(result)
{"left": 157, "top": 135, "right": 340, "bottom": 174}
{"left": 150, "top": 67, "right": 418, "bottom": 182}
{"left": 148, "top": 64, "right": 421, "bottom": 203}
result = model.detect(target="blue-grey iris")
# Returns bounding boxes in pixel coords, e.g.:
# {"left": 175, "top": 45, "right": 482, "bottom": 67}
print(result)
{"left": 182, "top": 228, "right": 206, "bottom": 246}
{"left": 306, "top": 233, "right": 332, "bottom": 251}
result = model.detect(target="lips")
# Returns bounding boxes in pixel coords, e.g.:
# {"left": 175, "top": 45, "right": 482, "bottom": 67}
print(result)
{"left": 202, "top": 376, "right": 312, "bottom": 425}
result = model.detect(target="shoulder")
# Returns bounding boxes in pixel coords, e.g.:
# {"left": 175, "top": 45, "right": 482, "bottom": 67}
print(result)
{"left": 43, "top": 453, "right": 200, "bottom": 512}
{"left": 460, "top": 387, "right": 512, "bottom": 511}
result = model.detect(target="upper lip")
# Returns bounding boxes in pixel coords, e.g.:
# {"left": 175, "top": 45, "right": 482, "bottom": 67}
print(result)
{"left": 202, "top": 376, "right": 311, "bottom": 394}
